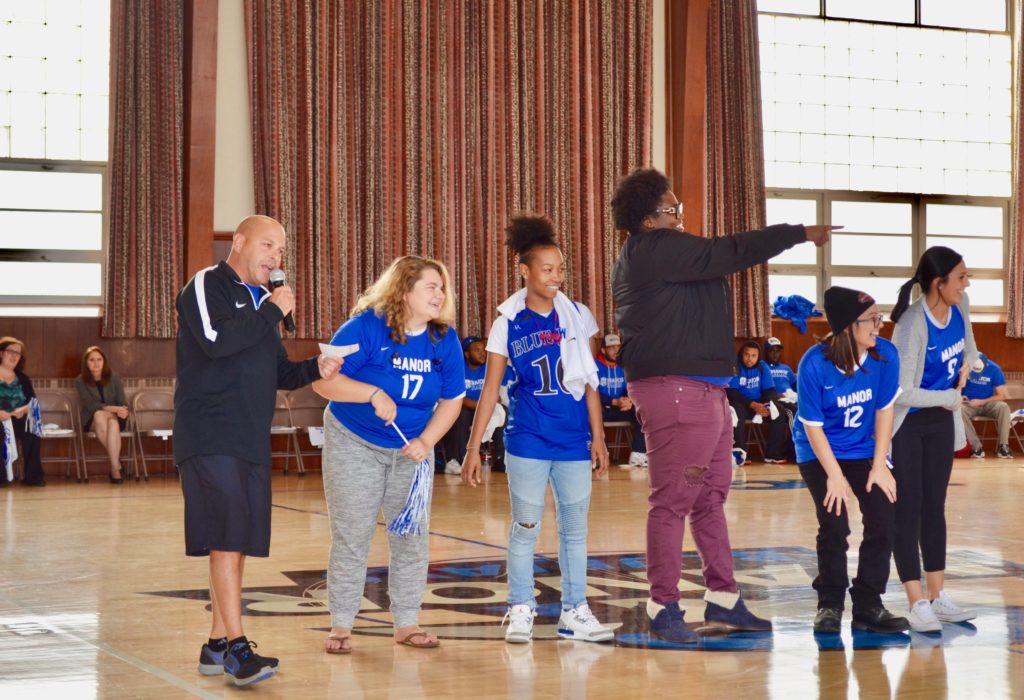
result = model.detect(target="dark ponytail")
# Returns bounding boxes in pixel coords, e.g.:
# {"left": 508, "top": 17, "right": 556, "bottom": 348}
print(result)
{"left": 507, "top": 214, "right": 559, "bottom": 265}
{"left": 890, "top": 246, "right": 963, "bottom": 323}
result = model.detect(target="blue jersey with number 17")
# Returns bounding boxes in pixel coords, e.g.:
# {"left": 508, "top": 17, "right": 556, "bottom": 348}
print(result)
{"left": 487, "top": 307, "right": 592, "bottom": 461}
{"left": 327, "top": 309, "right": 466, "bottom": 448}
{"left": 793, "top": 338, "right": 901, "bottom": 464}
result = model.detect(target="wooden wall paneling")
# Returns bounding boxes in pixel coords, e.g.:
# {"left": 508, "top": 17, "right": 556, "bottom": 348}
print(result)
{"left": 183, "top": 0, "right": 219, "bottom": 278}
{"left": 665, "top": 0, "right": 709, "bottom": 236}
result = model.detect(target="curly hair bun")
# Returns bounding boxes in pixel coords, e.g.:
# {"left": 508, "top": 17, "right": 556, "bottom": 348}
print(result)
{"left": 507, "top": 214, "right": 557, "bottom": 257}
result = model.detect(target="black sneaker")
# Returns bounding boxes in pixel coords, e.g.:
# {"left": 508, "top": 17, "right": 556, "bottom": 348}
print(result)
{"left": 970, "top": 447, "right": 985, "bottom": 459}
{"left": 223, "top": 639, "right": 276, "bottom": 687}
{"left": 851, "top": 607, "right": 910, "bottom": 634}
{"left": 997, "top": 444, "right": 1012, "bottom": 459}
{"left": 813, "top": 607, "right": 842, "bottom": 634}
{"left": 199, "top": 639, "right": 278, "bottom": 676}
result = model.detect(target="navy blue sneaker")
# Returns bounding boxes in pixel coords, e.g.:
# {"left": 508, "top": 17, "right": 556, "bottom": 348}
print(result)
{"left": 700, "top": 599, "right": 773, "bottom": 634}
{"left": 198, "top": 641, "right": 227, "bottom": 676}
{"left": 199, "top": 638, "right": 278, "bottom": 676}
{"left": 649, "top": 601, "right": 698, "bottom": 643}
{"left": 223, "top": 639, "right": 276, "bottom": 687}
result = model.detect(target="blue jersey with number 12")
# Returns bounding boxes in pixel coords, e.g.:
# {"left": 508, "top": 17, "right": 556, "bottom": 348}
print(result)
{"left": 489, "top": 308, "right": 591, "bottom": 461}
{"left": 793, "top": 338, "right": 901, "bottom": 464}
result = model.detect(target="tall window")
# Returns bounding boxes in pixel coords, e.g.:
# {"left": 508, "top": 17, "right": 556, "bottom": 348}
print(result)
{"left": 758, "top": 0, "right": 1011, "bottom": 312}
{"left": 0, "top": 1, "right": 110, "bottom": 316}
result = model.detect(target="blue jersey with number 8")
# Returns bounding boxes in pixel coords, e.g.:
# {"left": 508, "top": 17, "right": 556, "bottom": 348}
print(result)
{"left": 919, "top": 305, "right": 965, "bottom": 394}
{"left": 487, "top": 306, "right": 592, "bottom": 461}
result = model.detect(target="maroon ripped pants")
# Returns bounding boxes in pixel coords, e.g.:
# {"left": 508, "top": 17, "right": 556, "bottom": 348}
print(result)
{"left": 628, "top": 376, "right": 737, "bottom": 604}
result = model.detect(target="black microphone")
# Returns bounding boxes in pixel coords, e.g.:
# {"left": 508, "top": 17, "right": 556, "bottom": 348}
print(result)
{"left": 268, "top": 268, "right": 295, "bottom": 332}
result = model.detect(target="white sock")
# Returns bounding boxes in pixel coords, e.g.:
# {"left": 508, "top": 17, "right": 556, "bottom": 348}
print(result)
{"left": 647, "top": 598, "right": 668, "bottom": 619}
{"left": 704, "top": 590, "right": 740, "bottom": 609}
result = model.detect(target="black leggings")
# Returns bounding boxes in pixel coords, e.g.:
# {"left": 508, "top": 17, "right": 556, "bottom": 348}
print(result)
{"left": 891, "top": 407, "right": 954, "bottom": 583}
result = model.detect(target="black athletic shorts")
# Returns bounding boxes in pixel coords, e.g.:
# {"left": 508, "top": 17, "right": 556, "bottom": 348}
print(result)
{"left": 178, "top": 454, "right": 272, "bottom": 557}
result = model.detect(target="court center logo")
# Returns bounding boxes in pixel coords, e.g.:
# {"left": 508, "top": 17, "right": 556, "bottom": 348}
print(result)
{"left": 147, "top": 547, "right": 1024, "bottom": 651}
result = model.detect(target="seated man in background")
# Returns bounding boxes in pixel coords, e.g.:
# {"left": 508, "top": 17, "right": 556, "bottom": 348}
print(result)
{"left": 596, "top": 333, "right": 647, "bottom": 467}
{"left": 727, "top": 340, "right": 791, "bottom": 464}
{"left": 961, "top": 352, "right": 1013, "bottom": 459}
{"left": 439, "top": 336, "right": 509, "bottom": 474}
{"left": 764, "top": 337, "right": 797, "bottom": 404}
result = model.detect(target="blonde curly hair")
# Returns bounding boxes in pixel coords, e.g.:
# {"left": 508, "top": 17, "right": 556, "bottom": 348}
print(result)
{"left": 351, "top": 256, "right": 456, "bottom": 344}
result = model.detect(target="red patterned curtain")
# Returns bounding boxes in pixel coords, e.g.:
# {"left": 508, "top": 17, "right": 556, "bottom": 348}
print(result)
{"left": 103, "top": 1, "right": 184, "bottom": 338}
{"left": 245, "top": 0, "right": 652, "bottom": 339}
{"left": 1007, "top": 0, "right": 1024, "bottom": 337}
{"left": 704, "top": 0, "right": 769, "bottom": 338}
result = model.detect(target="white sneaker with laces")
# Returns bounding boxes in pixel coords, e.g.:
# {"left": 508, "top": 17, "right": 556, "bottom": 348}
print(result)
{"left": 930, "top": 591, "right": 976, "bottom": 623}
{"left": 628, "top": 451, "right": 647, "bottom": 467}
{"left": 444, "top": 458, "right": 463, "bottom": 475}
{"left": 557, "top": 603, "right": 614, "bottom": 642}
{"left": 907, "top": 599, "right": 942, "bottom": 632}
{"left": 503, "top": 604, "right": 535, "bottom": 643}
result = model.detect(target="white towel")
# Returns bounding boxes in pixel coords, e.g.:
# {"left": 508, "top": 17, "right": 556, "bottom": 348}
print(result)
{"left": 496, "top": 289, "right": 598, "bottom": 401}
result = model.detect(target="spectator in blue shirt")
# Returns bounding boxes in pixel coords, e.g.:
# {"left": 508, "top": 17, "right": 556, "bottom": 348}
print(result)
{"left": 764, "top": 337, "right": 797, "bottom": 394}
{"left": 596, "top": 333, "right": 647, "bottom": 467}
{"left": 727, "top": 340, "right": 790, "bottom": 463}
{"left": 960, "top": 352, "right": 1012, "bottom": 459}
{"left": 439, "top": 336, "right": 510, "bottom": 473}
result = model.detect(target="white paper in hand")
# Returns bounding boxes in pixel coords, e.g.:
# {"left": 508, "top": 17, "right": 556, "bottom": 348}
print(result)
{"left": 319, "top": 343, "right": 359, "bottom": 359}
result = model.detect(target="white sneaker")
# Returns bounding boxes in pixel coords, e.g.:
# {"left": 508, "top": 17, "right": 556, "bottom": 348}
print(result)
{"left": 557, "top": 603, "right": 614, "bottom": 642}
{"left": 930, "top": 591, "right": 976, "bottom": 623}
{"left": 907, "top": 599, "right": 942, "bottom": 632}
{"left": 503, "top": 604, "right": 535, "bottom": 643}
{"left": 628, "top": 451, "right": 647, "bottom": 467}
{"left": 444, "top": 458, "right": 463, "bottom": 475}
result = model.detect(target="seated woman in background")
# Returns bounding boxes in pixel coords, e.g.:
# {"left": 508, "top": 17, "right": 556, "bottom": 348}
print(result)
{"left": 0, "top": 336, "right": 45, "bottom": 486}
{"left": 75, "top": 346, "right": 129, "bottom": 484}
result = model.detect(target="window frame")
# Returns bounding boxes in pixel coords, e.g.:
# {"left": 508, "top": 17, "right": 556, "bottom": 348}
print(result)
{"left": 767, "top": 187, "right": 1009, "bottom": 313}
{"left": 758, "top": 0, "right": 1011, "bottom": 34}
{"left": 0, "top": 157, "right": 107, "bottom": 308}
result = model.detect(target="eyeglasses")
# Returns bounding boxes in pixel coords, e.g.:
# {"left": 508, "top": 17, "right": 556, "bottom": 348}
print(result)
{"left": 853, "top": 314, "right": 885, "bottom": 328}
{"left": 2, "top": 348, "right": 22, "bottom": 357}
{"left": 653, "top": 202, "right": 684, "bottom": 219}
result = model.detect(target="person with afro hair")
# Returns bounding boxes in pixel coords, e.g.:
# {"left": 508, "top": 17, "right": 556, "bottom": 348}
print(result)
{"left": 609, "top": 167, "right": 836, "bottom": 642}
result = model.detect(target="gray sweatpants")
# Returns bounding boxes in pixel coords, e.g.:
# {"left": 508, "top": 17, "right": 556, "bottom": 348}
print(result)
{"left": 322, "top": 411, "right": 433, "bottom": 629}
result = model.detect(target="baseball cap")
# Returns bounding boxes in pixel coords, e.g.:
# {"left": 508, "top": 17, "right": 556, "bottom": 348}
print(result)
{"left": 461, "top": 336, "right": 483, "bottom": 352}
{"left": 603, "top": 334, "right": 621, "bottom": 347}
{"left": 765, "top": 337, "right": 783, "bottom": 348}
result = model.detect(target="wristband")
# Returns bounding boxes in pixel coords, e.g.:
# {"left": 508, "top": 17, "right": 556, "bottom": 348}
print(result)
{"left": 368, "top": 388, "right": 382, "bottom": 403}
{"left": 465, "top": 445, "right": 480, "bottom": 451}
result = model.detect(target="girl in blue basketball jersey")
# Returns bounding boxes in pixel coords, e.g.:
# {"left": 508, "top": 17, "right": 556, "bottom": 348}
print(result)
{"left": 462, "top": 215, "right": 612, "bottom": 644}
{"left": 313, "top": 256, "right": 466, "bottom": 653}
{"left": 889, "top": 247, "right": 979, "bottom": 632}
{"left": 794, "top": 287, "right": 908, "bottom": 635}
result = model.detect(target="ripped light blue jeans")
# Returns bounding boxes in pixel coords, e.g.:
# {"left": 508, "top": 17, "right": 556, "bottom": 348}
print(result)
{"left": 505, "top": 452, "right": 592, "bottom": 610}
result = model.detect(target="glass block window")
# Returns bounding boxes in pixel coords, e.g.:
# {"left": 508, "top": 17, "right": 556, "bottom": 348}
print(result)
{"left": 759, "top": 15, "right": 1012, "bottom": 197}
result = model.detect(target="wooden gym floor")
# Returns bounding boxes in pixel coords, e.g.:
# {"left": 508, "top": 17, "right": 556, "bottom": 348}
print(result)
{"left": 1, "top": 456, "right": 1022, "bottom": 699}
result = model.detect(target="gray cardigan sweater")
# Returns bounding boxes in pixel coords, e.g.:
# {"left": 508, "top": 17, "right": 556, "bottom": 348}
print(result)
{"left": 891, "top": 294, "right": 979, "bottom": 449}
{"left": 75, "top": 373, "right": 127, "bottom": 429}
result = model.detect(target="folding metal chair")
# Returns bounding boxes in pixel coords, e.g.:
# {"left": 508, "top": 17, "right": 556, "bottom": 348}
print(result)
{"left": 132, "top": 389, "right": 175, "bottom": 480}
{"left": 34, "top": 388, "right": 84, "bottom": 482}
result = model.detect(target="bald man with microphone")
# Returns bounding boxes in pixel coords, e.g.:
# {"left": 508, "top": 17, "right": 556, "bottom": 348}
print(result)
{"left": 174, "top": 215, "right": 341, "bottom": 686}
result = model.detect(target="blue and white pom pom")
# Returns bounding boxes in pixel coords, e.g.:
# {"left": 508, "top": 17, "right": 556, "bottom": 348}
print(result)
{"left": 27, "top": 397, "right": 44, "bottom": 437}
{"left": 387, "top": 423, "right": 433, "bottom": 536}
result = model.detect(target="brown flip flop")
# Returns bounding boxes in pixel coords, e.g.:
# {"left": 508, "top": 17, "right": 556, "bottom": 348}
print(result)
{"left": 324, "top": 634, "right": 352, "bottom": 655}
{"left": 395, "top": 631, "right": 440, "bottom": 648}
